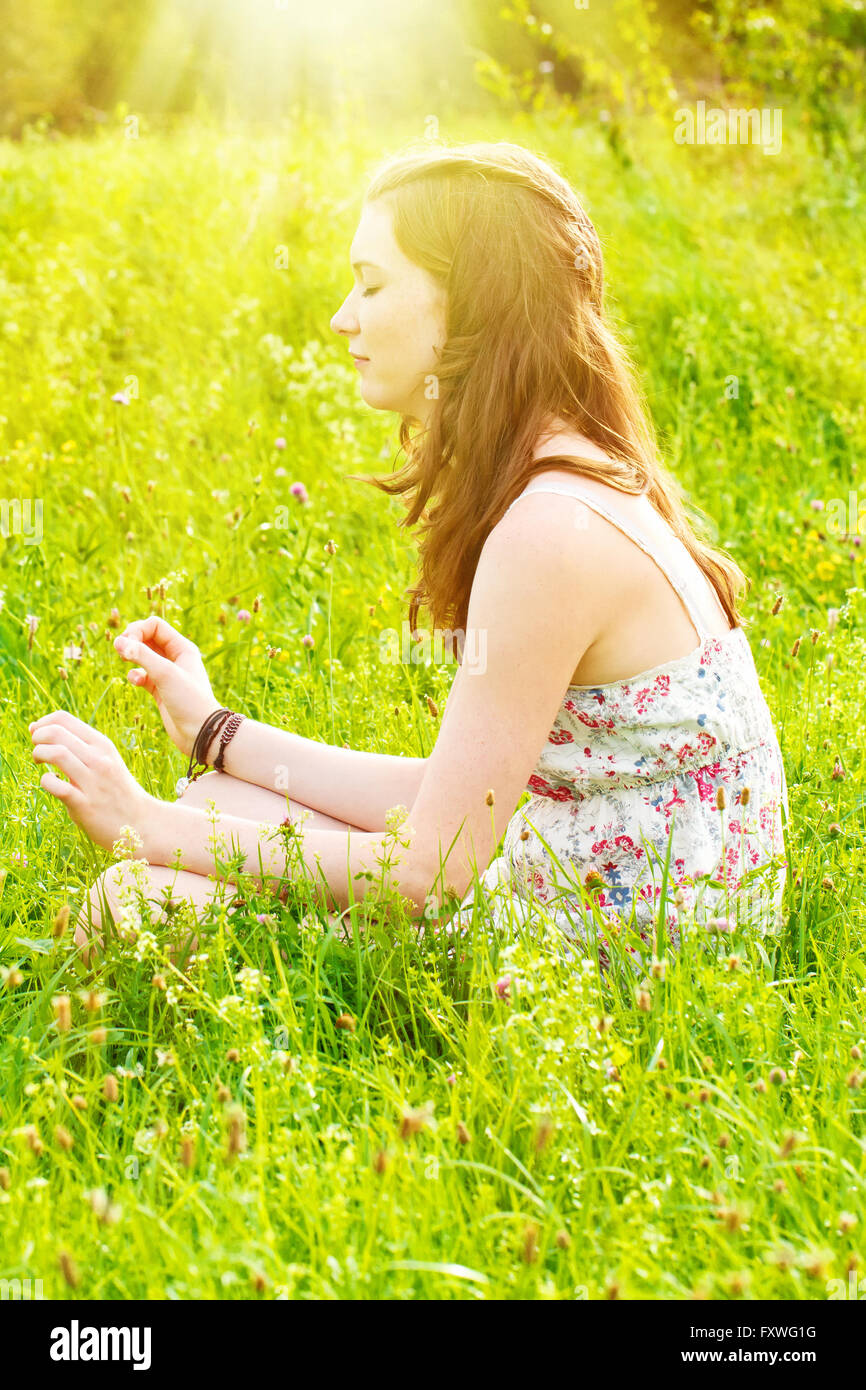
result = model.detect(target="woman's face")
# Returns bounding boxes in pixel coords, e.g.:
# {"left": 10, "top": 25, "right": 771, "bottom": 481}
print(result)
{"left": 330, "top": 198, "right": 448, "bottom": 424}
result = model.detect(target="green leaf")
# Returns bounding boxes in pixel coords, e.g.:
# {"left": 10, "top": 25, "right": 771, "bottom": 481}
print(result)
{"left": 14, "top": 936, "right": 54, "bottom": 955}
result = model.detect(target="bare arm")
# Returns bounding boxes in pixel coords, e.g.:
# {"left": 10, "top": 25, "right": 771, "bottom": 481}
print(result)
{"left": 111, "top": 615, "right": 446, "bottom": 834}
{"left": 213, "top": 665, "right": 467, "bottom": 833}
{"left": 214, "top": 721, "right": 428, "bottom": 833}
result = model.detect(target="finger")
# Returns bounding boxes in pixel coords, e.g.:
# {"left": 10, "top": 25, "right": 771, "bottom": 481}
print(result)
{"left": 127, "top": 667, "right": 156, "bottom": 697}
{"left": 120, "top": 617, "right": 193, "bottom": 662}
{"left": 38, "top": 769, "right": 86, "bottom": 812}
{"left": 31, "top": 724, "right": 94, "bottom": 763}
{"left": 114, "top": 634, "right": 175, "bottom": 682}
{"left": 32, "top": 742, "right": 90, "bottom": 788}
{"left": 28, "top": 710, "right": 104, "bottom": 747}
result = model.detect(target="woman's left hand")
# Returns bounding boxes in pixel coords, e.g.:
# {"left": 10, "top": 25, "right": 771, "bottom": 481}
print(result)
{"left": 29, "top": 710, "right": 156, "bottom": 857}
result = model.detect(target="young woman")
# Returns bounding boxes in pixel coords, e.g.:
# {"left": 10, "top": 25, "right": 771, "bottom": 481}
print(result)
{"left": 30, "top": 140, "right": 788, "bottom": 962}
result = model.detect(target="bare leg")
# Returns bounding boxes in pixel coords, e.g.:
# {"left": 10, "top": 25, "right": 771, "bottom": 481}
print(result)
{"left": 74, "top": 773, "right": 361, "bottom": 962}
{"left": 175, "top": 769, "right": 366, "bottom": 831}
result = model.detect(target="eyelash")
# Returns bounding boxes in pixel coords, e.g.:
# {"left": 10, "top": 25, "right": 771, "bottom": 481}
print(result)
{"left": 361, "top": 288, "right": 379, "bottom": 297}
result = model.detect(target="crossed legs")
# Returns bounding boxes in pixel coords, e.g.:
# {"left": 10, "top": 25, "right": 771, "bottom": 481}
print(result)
{"left": 74, "top": 771, "right": 363, "bottom": 961}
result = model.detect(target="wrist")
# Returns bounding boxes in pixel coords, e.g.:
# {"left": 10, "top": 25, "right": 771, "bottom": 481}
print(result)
{"left": 195, "top": 703, "right": 227, "bottom": 763}
{"left": 186, "top": 705, "right": 233, "bottom": 772}
{"left": 138, "top": 792, "right": 168, "bottom": 863}
{"left": 141, "top": 795, "right": 184, "bottom": 867}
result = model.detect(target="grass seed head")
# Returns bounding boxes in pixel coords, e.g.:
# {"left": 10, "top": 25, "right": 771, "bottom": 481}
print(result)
{"left": 399, "top": 1102, "right": 434, "bottom": 1140}
{"left": 225, "top": 1105, "right": 247, "bottom": 1159}
{"left": 58, "top": 1250, "right": 79, "bottom": 1289}
{"left": 24, "top": 1125, "right": 43, "bottom": 1156}
{"left": 52, "top": 994, "right": 72, "bottom": 1032}
{"left": 54, "top": 1124, "right": 74, "bottom": 1152}
{"left": 533, "top": 1114, "right": 554, "bottom": 1151}
{"left": 102, "top": 1073, "right": 119, "bottom": 1102}
{"left": 802, "top": 1251, "right": 829, "bottom": 1281}
{"left": 521, "top": 1222, "right": 539, "bottom": 1264}
{"left": 52, "top": 904, "right": 70, "bottom": 939}
{"left": 717, "top": 1203, "right": 746, "bottom": 1232}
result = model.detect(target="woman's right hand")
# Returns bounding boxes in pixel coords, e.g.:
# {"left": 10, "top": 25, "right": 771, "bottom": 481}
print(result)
{"left": 113, "top": 616, "right": 223, "bottom": 759}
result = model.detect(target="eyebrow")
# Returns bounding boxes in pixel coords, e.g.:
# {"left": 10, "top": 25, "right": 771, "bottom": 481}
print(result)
{"left": 351, "top": 259, "right": 385, "bottom": 272}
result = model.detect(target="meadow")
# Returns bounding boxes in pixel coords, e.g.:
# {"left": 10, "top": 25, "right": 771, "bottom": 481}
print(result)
{"left": 0, "top": 101, "right": 864, "bottom": 1300}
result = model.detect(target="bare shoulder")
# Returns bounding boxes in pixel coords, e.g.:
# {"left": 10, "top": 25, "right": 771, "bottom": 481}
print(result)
{"left": 486, "top": 471, "right": 634, "bottom": 577}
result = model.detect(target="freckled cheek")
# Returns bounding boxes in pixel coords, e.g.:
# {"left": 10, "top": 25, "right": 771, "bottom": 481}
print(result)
{"left": 375, "top": 292, "right": 441, "bottom": 372}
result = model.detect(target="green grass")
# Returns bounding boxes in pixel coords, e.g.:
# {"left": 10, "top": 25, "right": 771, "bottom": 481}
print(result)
{"left": 0, "top": 104, "right": 864, "bottom": 1300}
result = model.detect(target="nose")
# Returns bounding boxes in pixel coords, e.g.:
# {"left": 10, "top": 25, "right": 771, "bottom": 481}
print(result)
{"left": 330, "top": 290, "right": 358, "bottom": 337}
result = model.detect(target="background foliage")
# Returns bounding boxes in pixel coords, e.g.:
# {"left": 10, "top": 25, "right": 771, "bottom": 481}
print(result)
{"left": 0, "top": 0, "right": 864, "bottom": 1302}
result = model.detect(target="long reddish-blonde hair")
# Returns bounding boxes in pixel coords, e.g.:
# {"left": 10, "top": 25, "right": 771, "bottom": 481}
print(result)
{"left": 349, "top": 140, "right": 746, "bottom": 654}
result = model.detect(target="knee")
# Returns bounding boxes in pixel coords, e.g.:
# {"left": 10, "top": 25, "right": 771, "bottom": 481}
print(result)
{"left": 75, "top": 868, "right": 117, "bottom": 959}
{"left": 74, "top": 863, "right": 151, "bottom": 956}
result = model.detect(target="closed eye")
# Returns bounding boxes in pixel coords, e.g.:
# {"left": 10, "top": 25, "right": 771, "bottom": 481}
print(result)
{"left": 361, "top": 287, "right": 380, "bottom": 297}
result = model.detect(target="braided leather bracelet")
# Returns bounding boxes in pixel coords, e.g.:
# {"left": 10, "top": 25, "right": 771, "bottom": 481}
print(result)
{"left": 175, "top": 707, "right": 245, "bottom": 797}
{"left": 214, "top": 712, "right": 244, "bottom": 771}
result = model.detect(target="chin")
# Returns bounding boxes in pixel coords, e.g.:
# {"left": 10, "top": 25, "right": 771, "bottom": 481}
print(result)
{"left": 359, "top": 381, "right": 400, "bottom": 413}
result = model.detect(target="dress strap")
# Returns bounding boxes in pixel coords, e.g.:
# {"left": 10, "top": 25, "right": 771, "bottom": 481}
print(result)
{"left": 503, "top": 475, "right": 715, "bottom": 643}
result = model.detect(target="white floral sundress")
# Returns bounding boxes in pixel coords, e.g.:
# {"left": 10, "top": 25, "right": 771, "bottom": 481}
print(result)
{"left": 452, "top": 478, "right": 790, "bottom": 964}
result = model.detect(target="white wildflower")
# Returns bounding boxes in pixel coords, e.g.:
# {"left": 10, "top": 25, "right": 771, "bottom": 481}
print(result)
{"left": 111, "top": 825, "right": 144, "bottom": 861}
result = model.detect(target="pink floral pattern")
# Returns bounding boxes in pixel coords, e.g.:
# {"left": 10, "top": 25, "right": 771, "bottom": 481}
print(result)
{"left": 452, "top": 479, "right": 790, "bottom": 961}
{"left": 456, "top": 627, "right": 788, "bottom": 957}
